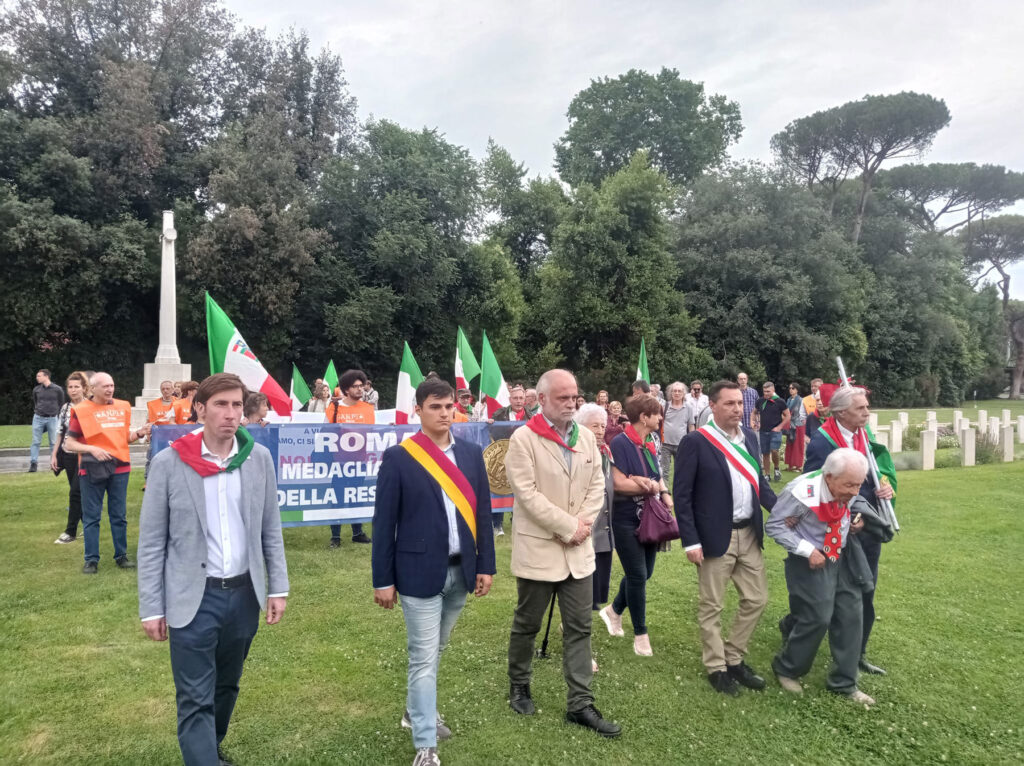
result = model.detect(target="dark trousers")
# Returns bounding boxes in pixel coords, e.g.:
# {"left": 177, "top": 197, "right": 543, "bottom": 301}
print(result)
{"left": 508, "top": 575, "right": 593, "bottom": 712}
{"left": 610, "top": 518, "right": 657, "bottom": 635}
{"left": 493, "top": 512, "right": 505, "bottom": 531}
{"left": 329, "top": 522, "right": 364, "bottom": 540}
{"left": 773, "top": 554, "right": 862, "bottom": 694}
{"left": 169, "top": 582, "right": 260, "bottom": 766}
{"left": 592, "top": 551, "right": 613, "bottom": 610}
{"left": 860, "top": 536, "right": 881, "bottom": 655}
{"left": 59, "top": 451, "right": 82, "bottom": 537}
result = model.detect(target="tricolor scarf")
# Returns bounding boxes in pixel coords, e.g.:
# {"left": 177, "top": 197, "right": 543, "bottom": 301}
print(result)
{"left": 399, "top": 431, "right": 478, "bottom": 542}
{"left": 598, "top": 442, "right": 613, "bottom": 474}
{"left": 759, "top": 392, "right": 784, "bottom": 410}
{"left": 790, "top": 469, "right": 849, "bottom": 560}
{"left": 172, "top": 426, "right": 254, "bottom": 477}
{"left": 819, "top": 416, "right": 867, "bottom": 455}
{"left": 624, "top": 424, "right": 659, "bottom": 475}
{"left": 526, "top": 413, "right": 579, "bottom": 452}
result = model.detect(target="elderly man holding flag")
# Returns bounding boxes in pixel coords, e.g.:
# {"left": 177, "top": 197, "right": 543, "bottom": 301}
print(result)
{"left": 372, "top": 378, "right": 496, "bottom": 766}
{"left": 766, "top": 447, "right": 893, "bottom": 704}
{"left": 802, "top": 384, "right": 896, "bottom": 677}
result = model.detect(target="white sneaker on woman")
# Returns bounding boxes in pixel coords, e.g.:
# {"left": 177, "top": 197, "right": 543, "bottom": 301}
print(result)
{"left": 598, "top": 605, "right": 624, "bottom": 637}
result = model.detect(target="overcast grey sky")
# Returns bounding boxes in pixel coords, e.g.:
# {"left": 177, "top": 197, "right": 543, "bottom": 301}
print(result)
{"left": 225, "top": 0, "right": 1024, "bottom": 295}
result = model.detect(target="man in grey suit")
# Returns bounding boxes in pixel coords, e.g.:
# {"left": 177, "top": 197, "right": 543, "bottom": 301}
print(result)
{"left": 138, "top": 373, "right": 289, "bottom": 766}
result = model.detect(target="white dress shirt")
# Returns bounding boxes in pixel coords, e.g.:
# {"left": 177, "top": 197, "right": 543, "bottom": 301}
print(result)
{"left": 439, "top": 436, "right": 462, "bottom": 558}
{"left": 684, "top": 427, "right": 753, "bottom": 552}
{"left": 201, "top": 437, "right": 248, "bottom": 579}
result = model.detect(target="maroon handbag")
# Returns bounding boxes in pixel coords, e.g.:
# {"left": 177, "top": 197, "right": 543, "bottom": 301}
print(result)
{"left": 637, "top": 494, "right": 679, "bottom": 545}
{"left": 629, "top": 441, "right": 679, "bottom": 544}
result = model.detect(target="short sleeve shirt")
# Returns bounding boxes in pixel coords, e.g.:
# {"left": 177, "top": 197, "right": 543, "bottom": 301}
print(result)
{"left": 755, "top": 396, "right": 789, "bottom": 432}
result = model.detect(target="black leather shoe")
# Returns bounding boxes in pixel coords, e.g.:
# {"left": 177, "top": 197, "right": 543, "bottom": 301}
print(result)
{"left": 82, "top": 561, "right": 98, "bottom": 575}
{"left": 565, "top": 705, "right": 621, "bottom": 738}
{"left": 218, "top": 746, "right": 238, "bottom": 766}
{"left": 28, "top": 462, "right": 38, "bottom": 473}
{"left": 859, "top": 656, "right": 887, "bottom": 675}
{"left": 728, "top": 661, "right": 766, "bottom": 690}
{"left": 708, "top": 670, "right": 740, "bottom": 696}
{"left": 115, "top": 556, "right": 136, "bottom": 569}
{"left": 509, "top": 683, "right": 535, "bottom": 715}
{"left": 351, "top": 533, "right": 372, "bottom": 544}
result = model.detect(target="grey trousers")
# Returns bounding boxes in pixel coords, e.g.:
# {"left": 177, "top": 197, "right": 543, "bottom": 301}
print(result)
{"left": 508, "top": 575, "right": 594, "bottom": 712}
{"left": 773, "top": 553, "right": 862, "bottom": 694}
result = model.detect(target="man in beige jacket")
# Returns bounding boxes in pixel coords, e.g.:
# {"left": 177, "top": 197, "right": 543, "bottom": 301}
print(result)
{"left": 505, "top": 369, "right": 622, "bottom": 738}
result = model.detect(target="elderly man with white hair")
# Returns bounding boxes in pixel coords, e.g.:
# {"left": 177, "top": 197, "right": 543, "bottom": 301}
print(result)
{"left": 767, "top": 448, "right": 892, "bottom": 705}
{"left": 804, "top": 385, "right": 896, "bottom": 676}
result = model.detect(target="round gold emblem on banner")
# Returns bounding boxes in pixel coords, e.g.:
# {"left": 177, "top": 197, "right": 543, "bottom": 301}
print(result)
{"left": 483, "top": 439, "right": 512, "bottom": 495}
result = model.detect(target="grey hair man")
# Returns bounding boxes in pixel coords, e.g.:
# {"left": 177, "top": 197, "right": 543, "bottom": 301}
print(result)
{"left": 803, "top": 385, "right": 896, "bottom": 676}
{"left": 504, "top": 369, "right": 621, "bottom": 738}
{"left": 766, "top": 448, "right": 891, "bottom": 705}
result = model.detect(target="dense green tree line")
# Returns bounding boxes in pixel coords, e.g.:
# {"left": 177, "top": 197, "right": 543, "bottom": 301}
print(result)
{"left": 2, "top": 0, "right": 1022, "bottom": 423}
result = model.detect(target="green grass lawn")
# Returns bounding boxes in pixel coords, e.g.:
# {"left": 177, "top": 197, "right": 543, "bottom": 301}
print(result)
{"left": 1, "top": 465, "right": 1023, "bottom": 765}
{"left": 0, "top": 424, "right": 34, "bottom": 448}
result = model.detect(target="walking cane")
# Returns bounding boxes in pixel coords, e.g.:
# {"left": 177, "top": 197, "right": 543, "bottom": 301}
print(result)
{"left": 536, "top": 593, "right": 557, "bottom": 659}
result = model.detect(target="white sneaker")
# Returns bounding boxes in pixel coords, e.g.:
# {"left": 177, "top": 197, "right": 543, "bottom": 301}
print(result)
{"left": 412, "top": 747, "right": 441, "bottom": 766}
{"left": 54, "top": 533, "right": 76, "bottom": 544}
{"left": 846, "top": 689, "right": 876, "bottom": 706}
{"left": 598, "top": 605, "right": 624, "bottom": 637}
{"left": 401, "top": 710, "right": 451, "bottom": 740}
{"left": 494, "top": 527, "right": 504, "bottom": 537}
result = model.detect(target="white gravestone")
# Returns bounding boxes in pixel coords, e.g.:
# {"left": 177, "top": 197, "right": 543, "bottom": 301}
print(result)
{"left": 1002, "top": 409, "right": 1012, "bottom": 427}
{"left": 874, "top": 428, "right": 889, "bottom": 450}
{"left": 1018, "top": 415, "right": 1024, "bottom": 444}
{"left": 961, "top": 428, "right": 976, "bottom": 467}
{"left": 952, "top": 409, "right": 962, "bottom": 434}
{"left": 989, "top": 417, "right": 1001, "bottom": 445}
{"left": 899, "top": 411, "right": 909, "bottom": 428}
{"left": 869, "top": 412, "right": 878, "bottom": 431}
{"left": 1002, "top": 426, "right": 1015, "bottom": 462}
{"left": 889, "top": 420, "right": 902, "bottom": 453}
{"left": 978, "top": 409, "right": 988, "bottom": 430}
{"left": 921, "top": 429, "right": 937, "bottom": 471}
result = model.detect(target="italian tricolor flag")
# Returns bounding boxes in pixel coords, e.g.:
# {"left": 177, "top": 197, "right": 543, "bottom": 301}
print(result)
{"left": 205, "top": 293, "right": 292, "bottom": 417}
{"left": 395, "top": 341, "right": 424, "bottom": 424}
{"left": 290, "top": 364, "right": 311, "bottom": 411}
{"left": 479, "top": 331, "right": 509, "bottom": 416}
{"left": 455, "top": 326, "right": 481, "bottom": 391}
{"left": 636, "top": 338, "right": 649, "bottom": 382}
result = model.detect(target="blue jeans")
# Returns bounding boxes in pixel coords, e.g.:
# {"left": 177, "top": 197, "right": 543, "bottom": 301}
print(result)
{"left": 30, "top": 414, "right": 58, "bottom": 464}
{"left": 81, "top": 471, "right": 130, "bottom": 563}
{"left": 399, "top": 564, "right": 468, "bottom": 748}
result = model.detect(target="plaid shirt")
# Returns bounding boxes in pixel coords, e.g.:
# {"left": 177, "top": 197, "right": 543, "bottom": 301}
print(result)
{"left": 741, "top": 386, "right": 758, "bottom": 428}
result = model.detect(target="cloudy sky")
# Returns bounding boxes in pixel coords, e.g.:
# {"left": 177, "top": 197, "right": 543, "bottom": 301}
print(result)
{"left": 225, "top": 0, "right": 1024, "bottom": 295}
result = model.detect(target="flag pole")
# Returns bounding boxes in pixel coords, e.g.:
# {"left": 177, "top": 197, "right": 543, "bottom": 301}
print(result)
{"left": 835, "top": 356, "right": 899, "bottom": 531}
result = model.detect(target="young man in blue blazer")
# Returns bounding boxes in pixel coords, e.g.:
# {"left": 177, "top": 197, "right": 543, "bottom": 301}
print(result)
{"left": 674, "top": 380, "right": 778, "bottom": 696}
{"left": 372, "top": 378, "right": 496, "bottom": 766}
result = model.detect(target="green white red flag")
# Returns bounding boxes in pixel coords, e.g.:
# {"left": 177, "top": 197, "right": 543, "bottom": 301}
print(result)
{"left": 290, "top": 364, "right": 312, "bottom": 411}
{"left": 479, "top": 331, "right": 509, "bottom": 416}
{"left": 205, "top": 293, "right": 292, "bottom": 416}
{"left": 636, "top": 338, "right": 649, "bottom": 382}
{"left": 323, "top": 360, "right": 339, "bottom": 393}
{"left": 395, "top": 342, "right": 425, "bottom": 424}
{"left": 455, "top": 326, "right": 481, "bottom": 391}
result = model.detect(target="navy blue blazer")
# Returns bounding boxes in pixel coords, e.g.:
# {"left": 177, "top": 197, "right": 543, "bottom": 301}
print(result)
{"left": 804, "top": 427, "right": 877, "bottom": 506}
{"left": 672, "top": 426, "right": 778, "bottom": 558}
{"left": 371, "top": 436, "right": 496, "bottom": 598}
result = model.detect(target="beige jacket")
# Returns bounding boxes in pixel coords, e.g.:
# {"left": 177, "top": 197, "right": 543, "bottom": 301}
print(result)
{"left": 505, "top": 421, "right": 606, "bottom": 581}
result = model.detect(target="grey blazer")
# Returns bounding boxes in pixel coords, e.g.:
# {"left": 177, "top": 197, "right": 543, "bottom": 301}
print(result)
{"left": 592, "top": 459, "right": 615, "bottom": 554}
{"left": 137, "top": 442, "right": 289, "bottom": 628}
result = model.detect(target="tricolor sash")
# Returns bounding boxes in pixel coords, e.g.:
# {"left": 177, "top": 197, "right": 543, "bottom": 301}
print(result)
{"left": 698, "top": 419, "right": 760, "bottom": 497}
{"left": 400, "top": 432, "right": 478, "bottom": 543}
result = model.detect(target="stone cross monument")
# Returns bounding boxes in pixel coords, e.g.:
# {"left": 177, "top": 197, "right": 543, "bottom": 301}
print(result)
{"left": 132, "top": 210, "right": 192, "bottom": 426}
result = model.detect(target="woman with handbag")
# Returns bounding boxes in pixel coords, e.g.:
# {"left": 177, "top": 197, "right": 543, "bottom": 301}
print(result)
{"left": 50, "top": 371, "right": 90, "bottom": 544}
{"left": 599, "top": 395, "right": 674, "bottom": 657}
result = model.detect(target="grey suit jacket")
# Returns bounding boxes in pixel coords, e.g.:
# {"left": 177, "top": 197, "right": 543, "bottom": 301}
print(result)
{"left": 137, "top": 441, "right": 289, "bottom": 628}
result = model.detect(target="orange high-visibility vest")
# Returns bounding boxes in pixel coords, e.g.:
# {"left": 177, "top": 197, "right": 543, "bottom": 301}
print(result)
{"left": 147, "top": 398, "right": 176, "bottom": 425}
{"left": 453, "top": 410, "right": 468, "bottom": 423}
{"left": 172, "top": 398, "right": 194, "bottom": 424}
{"left": 73, "top": 398, "right": 132, "bottom": 463}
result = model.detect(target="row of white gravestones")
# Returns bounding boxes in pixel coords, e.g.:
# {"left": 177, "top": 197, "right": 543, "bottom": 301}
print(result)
{"left": 954, "top": 424, "right": 1017, "bottom": 467}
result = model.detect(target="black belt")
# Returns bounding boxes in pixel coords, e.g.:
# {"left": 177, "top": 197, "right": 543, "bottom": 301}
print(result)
{"left": 448, "top": 555, "right": 462, "bottom": 567}
{"left": 206, "top": 572, "right": 250, "bottom": 590}
{"left": 732, "top": 518, "right": 752, "bottom": 530}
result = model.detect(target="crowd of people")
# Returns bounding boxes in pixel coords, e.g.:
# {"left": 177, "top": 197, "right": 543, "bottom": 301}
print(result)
{"left": 25, "top": 365, "right": 894, "bottom": 766}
